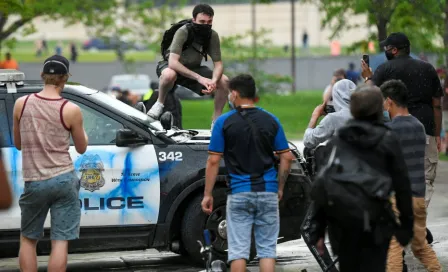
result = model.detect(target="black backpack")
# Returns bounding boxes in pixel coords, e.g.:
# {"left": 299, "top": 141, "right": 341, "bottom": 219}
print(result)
{"left": 160, "top": 19, "right": 209, "bottom": 61}
{"left": 311, "top": 135, "right": 394, "bottom": 232}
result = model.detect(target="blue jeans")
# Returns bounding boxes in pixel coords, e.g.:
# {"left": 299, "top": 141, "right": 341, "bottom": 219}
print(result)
{"left": 226, "top": 192, "right": 279, "bottom": 263}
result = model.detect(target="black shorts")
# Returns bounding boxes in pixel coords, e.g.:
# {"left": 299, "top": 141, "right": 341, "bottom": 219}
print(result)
{"left": 156, "top": 61, "right": 213, "bottom": 96}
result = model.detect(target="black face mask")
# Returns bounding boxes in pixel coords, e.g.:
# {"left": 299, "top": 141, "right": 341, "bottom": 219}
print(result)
{"left": 385, "top": 49, "right": 395, "bottom": 60}
{"left": 192, "top": 23, "right": 212, "bottom": 43}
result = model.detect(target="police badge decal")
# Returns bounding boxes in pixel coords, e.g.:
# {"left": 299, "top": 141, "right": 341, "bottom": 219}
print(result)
{"left": 79, "top": 154, "right": 106, "bottom": 192}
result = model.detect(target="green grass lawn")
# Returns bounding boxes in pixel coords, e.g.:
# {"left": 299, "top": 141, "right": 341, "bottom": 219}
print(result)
{"left": 11, "top": 50, "right": 158, "bottom": 63}
{"left": 4, "top": 40, "right": 342, "bottom": 63}
{"left": 440, "top": 153, "right": 448, "bottom": 161}
{"left": 181, "top": 91, "right": 323, "bottom": 140}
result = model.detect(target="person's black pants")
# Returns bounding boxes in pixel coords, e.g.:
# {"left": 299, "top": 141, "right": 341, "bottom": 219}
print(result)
{"left": 143, "top": 90, "right": 183, "bottom": 129}
{"left": 337, "top": 229, "right": 390, "bottom": 272}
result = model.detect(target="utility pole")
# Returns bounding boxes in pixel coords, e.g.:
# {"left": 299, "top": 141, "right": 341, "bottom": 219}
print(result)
{"left": 251, "top": 0, "right": 257, "bottom": 75}
{"left": 291, "top": 0, "right": 296, "bottom": 93}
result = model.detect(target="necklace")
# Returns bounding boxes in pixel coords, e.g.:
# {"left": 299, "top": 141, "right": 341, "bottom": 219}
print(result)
{"left": 394, "top": 113, "right": 411, "bottom": 117}
{"left": 240, "top": 104, "right": 255, "bottom": 108}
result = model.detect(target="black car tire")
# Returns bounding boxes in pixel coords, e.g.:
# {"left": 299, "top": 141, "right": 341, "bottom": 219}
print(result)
{"left": 181, "top": 187, "right": 256, "bottom": 265}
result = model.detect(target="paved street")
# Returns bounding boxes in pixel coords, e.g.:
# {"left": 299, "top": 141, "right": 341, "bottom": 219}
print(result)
{"left": 0, "top": 160, "right": 447, "bottom": 272}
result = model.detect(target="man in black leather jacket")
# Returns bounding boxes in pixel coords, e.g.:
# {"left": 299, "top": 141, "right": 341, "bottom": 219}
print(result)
{"left": 309, "top": 85, "right": 414, "bottom": 272}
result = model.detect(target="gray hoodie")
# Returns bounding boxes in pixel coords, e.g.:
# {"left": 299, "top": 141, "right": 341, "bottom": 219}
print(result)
{"left": 304, "top": 79, "right": 355, "bottom": 149}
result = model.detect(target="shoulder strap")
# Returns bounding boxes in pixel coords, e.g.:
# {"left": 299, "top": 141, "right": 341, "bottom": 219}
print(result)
{"left": 235, "top": 107, "right": 277, "bottom": 164}
{"left": 183, "top": 23, "right": 195, "bottom": 49}
{"left": 162, "top": 21, "right": 194, "bottom": 61}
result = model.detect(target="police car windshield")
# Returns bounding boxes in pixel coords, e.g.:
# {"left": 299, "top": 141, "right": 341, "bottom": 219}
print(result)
{"left": 112, "top": 79, "right": 149, "bottom": 91}
{"left": 88, "top": 91, "right": 161, "bottom": 130}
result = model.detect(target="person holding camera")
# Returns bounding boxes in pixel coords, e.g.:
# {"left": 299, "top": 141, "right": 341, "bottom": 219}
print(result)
{"left": 363, "top": 33, "right": 443, "bottom": 210}
{"left": 322, "top": 68, "right": 346, "bottom": 112}
{"left": 304, "top": 79, "right": 356, "bottom": 150}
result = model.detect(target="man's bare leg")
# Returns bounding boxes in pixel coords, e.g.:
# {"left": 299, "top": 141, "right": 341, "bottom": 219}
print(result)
{"left": 48, "top": 240, "right": 69, "bottom": 272}
{"left": 230, "top": 259, "right": 247, "bottom": 272}
{"left": 147, "top": 68, "right": 177, "bottom": 119}
{"left": 259, "top": 258, "right": 276, "bottom": 272}
{"left": 19, "top": 235, "right": 38, "bottom": 272}
{"left": 212, "top": 74, "right": 229, "bottom": 122}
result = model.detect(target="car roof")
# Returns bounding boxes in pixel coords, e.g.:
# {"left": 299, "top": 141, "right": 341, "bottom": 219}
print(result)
{"left": 0, "top": 80, "right": 142, "bottom": 124}
{"left": 0, "top": 70, "right": 174, "bottom": 142}
{"left": 0, "top": 80, "right": 98, "bottom": 95}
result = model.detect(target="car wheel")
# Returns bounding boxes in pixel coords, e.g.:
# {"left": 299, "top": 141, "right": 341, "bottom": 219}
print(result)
{"left": 181, "top": 187, "right": 256, "bottom": 265}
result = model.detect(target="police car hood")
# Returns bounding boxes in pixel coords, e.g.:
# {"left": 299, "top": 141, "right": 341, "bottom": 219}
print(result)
{"left": 186, "top": 129, "right": 212, "bottom": 142}
{"left": 184, "top": 129, "right": 300, "bottom": 154}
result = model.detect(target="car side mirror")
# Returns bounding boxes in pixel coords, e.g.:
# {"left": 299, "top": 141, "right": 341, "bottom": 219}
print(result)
{"left": 116, "top": 129, "right": 147, "bottom": 147}
{"left": 134, "top": 101, "right": 146, "bottom": 113}
{"left": 160, "top": 111, "right": 173, "bottom": 130}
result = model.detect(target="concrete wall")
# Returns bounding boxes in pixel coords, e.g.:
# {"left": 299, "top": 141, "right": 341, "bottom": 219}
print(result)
{"left": 17, "top": 55, "right": 438, "bottom": 92}
{"left": 9, "top": 2, "right": 369, "bottom": 47}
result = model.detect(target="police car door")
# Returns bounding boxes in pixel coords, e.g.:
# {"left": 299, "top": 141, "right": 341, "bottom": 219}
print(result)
{"left": 1, "top": 94, "right": 160, "bottom": 230}
{"left": 70, "top": 101, "right": 160, "bottom": 227}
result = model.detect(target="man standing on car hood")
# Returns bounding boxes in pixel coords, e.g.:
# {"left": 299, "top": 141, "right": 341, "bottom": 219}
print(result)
{"left": 13, "top": 55, "right": 88, "bottom": 272}
{"left": 201, "top": 74, "right": 294, "bottom": 272}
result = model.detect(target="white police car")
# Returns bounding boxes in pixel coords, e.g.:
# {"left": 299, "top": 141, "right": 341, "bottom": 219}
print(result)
{"left": 0, "top": 70, "right": 312, "bottom": 264}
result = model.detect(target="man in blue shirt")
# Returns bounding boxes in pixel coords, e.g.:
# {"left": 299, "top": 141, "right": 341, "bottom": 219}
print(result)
{"left": 346, "top": 62, "right": 361, "bottom": 84}
{"left": 201, "top": 74, "right": 294, "bottom": 272}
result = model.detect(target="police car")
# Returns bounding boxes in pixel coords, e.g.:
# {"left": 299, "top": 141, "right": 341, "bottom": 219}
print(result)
{"left": 0, "top": 70, "right": 312, "bottom": 264}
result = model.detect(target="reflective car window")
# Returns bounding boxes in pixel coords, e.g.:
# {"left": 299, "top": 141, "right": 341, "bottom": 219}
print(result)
{"left": 71, "top": 102, "right": 123, "bottom": 145}
{"left": 0, "top": 100, "right": 10, "bottom": 147}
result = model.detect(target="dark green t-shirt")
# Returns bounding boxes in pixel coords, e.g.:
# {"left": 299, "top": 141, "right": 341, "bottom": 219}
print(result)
{"left": 168, "top": 25, "right": 221, "bottom": 68}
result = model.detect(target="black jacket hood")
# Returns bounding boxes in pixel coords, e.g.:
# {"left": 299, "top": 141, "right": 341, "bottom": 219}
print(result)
{"left": 337, "top": 119, "right": 389, "bottom": 149}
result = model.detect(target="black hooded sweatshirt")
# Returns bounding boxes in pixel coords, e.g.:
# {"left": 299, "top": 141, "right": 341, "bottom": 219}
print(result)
{"left": 309, "top": 119, "right": 414, "bottom": 251}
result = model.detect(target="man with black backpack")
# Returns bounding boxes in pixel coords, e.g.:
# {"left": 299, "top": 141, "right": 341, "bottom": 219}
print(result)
{"left": 147, "top": 4, "right": 228, "bottom": 130}
{"left": 309, "top": 85, "right": 414, "bottom": 272}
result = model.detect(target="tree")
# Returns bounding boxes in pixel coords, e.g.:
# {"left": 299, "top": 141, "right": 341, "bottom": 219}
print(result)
{"left": 221, "top": 29, "right": 292, "bottom": 94}
{"left": 307, "top": 0, "right": 442, "bottom": 52}
{"left": 85, "top": 0, "right": 187, "bottom": 71}
{"left": 0, "top": 0, "right": 116, "bottom": 50}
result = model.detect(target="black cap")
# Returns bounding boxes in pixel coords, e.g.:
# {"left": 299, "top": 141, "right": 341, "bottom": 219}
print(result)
{"left": 42, "top": 55, "right": 70, "bottom": 75}
{"left": 380, "top": 32, "right": 411, "bottom": 49}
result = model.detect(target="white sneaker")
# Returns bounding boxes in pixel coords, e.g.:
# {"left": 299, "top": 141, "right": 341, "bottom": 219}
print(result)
{"left": 147, "top": 102, "right": 164, "bottom": 119}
